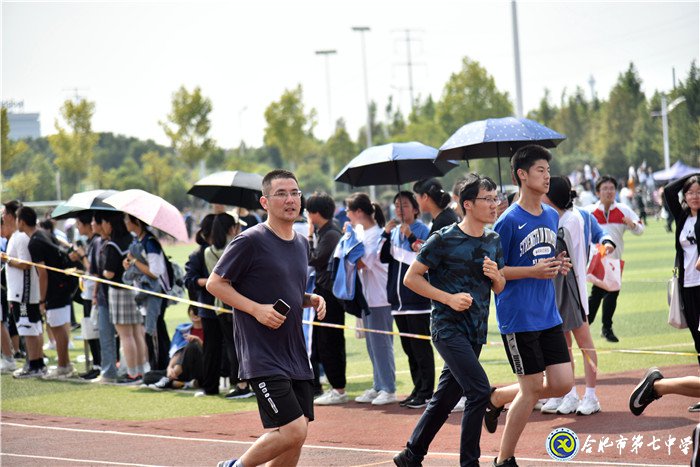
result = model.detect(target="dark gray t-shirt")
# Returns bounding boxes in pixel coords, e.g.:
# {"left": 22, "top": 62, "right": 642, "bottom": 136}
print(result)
{"left": 212, "top": 223, "right": 312, "bottom": 380}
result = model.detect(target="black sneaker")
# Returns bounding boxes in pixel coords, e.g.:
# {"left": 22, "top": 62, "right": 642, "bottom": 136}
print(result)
{"left": 406, "top": 397, "right": 429, "bottom": 409}
{"left": 629, "top": 367, "right": 663, "bottom": 416}
{"left": 601, "top": 328, "right": 619, "bottom": 343}
{"left": 393, "top": 448, "right": 421, "bottom": 467}
{"left": 225, "top": 385, "right": 254, "bottom": 399}
{"left": 492, "top": 456, "right": 518, "bottom": 466}
{"left": 399, "top": 394, "right": 416, "bottom": 407}
{"left": 80, "top": 368, "right": 101, "bottom": 380}
{"left": 484, "top": 387, "right": 504, "bottom": 434}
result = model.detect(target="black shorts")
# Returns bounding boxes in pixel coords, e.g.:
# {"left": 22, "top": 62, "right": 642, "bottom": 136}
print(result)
{"left": 501, "top": 324, "right": 570, "bottom": 376}
{"left": 249, "top": 376, "right": 314, "bottom": 429}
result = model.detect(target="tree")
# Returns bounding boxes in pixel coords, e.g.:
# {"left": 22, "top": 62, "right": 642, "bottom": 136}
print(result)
{"left": 47, "top": 98, "right": 99, "bottom": 195}
{"left": 435, "top": 57, "right": 513, "bottom": 135}
{"left": 142, "top": 151, "right": 175, "bottom": 197}
{"left": 160, "top": 86, "right": 216, "bottom": 170}
{"left": 263, "top": 85, "right": 316, "bottom": 169}
{"left": 1, "top": 107, "right": 29, "bottom": 170}
{"left": 596, "top": 63, "right": 646, "bottom": 176}
{"left": 527, "top": 89, "right": 557, "bottom": 128}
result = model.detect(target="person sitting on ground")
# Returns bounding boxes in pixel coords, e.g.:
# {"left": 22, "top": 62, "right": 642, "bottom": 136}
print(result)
{"left": 143, "top": 305, "right": 204, "bottom": 390}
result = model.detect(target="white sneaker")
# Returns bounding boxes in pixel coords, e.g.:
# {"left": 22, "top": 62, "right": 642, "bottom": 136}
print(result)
{"left": 0, "top": 357, "right": 17, "bottom": 373}
{"left": 451, "top": 396, "right": 466, "bottom": 413}
{"left": 576, "top": 395, "right": 601, "bottom": 415}
{"left": 371, "top": 390, "right": 398, "bottom": 406}
{"left": 556, "top": 393, "right": 580, "bottom": 414}
{"left": 43, "top": 365, "right": 77, "bottom": 380}
{"left": 355, "top": 388, "right": 379, "bottom": 403}
{"left": 43, "top": 341, "right": 56, "bottom": 351}
{"left": 533, "top": 399, "right": 546, "bottom": 411}
{"left": 540, "top": 397, "right": 563, "bottom": 414}
{"left": 315, "top": 389, "right": 349, "bottom": 405}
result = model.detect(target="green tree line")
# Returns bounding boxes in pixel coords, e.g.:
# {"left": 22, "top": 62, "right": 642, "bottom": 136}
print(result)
{"left": 2, "top": 58, "right": 698, "bottom": 207}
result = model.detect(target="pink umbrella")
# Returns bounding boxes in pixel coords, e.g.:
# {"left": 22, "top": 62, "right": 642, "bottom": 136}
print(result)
{"left": 102, "top": 189, "right": 188, "bottom": 242}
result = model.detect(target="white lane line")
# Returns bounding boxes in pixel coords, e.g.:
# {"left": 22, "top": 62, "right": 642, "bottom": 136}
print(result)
{"left": 2, "top": 422, "right": 686, "bottom": 466}
{"left": 1, "top": 452, "right": 167, "bottom": 466}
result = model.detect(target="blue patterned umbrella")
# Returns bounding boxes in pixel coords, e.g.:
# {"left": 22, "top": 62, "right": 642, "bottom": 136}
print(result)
{"left": 436, "top": 117, "right": 566, "bottom": 189}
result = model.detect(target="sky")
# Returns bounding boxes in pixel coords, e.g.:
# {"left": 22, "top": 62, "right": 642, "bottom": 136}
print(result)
{"left": 2, "top": 1, "right": 699, "bottom": 150}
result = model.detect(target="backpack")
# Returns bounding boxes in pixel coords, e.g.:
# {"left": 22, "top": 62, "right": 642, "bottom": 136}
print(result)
{"left": 162, "top": 254, "right": 186, "bottom": 304}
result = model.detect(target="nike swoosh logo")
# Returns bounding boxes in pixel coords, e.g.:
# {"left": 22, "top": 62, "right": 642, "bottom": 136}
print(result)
{"left": 632, "top": 390, "right": 645, "bottom": 409}
{"left": 518, "top": 223, "right": 527, "bottom": 229}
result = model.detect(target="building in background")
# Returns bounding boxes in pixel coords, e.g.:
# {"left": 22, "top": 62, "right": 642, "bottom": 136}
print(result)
{"left": 4, "top": 100, "right": 41, "bottom": 140}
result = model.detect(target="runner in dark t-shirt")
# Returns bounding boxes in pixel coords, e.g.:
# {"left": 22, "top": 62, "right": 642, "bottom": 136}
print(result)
{"left": 207, "top": 170, "right": 326, "bottom": 467}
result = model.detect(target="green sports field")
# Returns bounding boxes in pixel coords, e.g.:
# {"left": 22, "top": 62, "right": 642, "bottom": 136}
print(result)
{"left": 1, "top": 218, "right": 691, "bottom": 420}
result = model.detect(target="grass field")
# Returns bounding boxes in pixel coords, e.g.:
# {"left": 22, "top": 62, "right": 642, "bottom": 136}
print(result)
{"left": 1, "top": 218, "right": 691, "bottom": 421}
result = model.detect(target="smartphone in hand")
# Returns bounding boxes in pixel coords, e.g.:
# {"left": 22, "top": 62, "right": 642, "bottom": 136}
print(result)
{"left": 273, "top": 299, "right": 291, "bottom": 316}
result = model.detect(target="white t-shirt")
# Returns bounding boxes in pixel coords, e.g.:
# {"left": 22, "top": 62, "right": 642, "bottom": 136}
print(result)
{"left": 680, "top": 216, "right": 700, "bottom": 287}
{"left": 5, "top": 232, "right": 40, "bottom": 304}
{"left": 356, "top": 224, "right": 390, "bottom": 308}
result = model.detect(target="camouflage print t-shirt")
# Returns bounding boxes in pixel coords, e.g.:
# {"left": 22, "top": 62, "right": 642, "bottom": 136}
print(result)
{"left": 416, "top": 223, "right": 504, "bottom": 345}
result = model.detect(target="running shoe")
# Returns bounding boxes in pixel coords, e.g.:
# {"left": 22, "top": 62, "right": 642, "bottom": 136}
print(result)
{"left": 629, "top": 367, "right": 663, "bottom": 416}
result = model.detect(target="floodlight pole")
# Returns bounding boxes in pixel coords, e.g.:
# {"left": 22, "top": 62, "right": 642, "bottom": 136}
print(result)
{"left": 352, "top": 26, "right": 376, "bottom": 200}
{"left": 652, "top": 95, "right": 686, "bottom": 171}
{"left": 315, "top": 49, "right": 338, "bottom": 196}
{"left": 511, "top": 0, "right": 524, "bottom": 118}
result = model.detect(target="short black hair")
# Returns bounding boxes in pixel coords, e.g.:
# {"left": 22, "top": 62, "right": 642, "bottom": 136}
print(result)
{"left": 76, "top": 212, "right": 94, "bottom": 225}
{"left": 2, "top": 200, "right": 22, "bottom": 218}
{"left": 459, "top": 173, "right": 497, "bottom": 207}
{"left": 101, "top": 211, "right": 129, "bottom": 238}
{"left": 511, "top": 145, "right": 552, "bottom": 187}
{"left": 262, "top": 169, "right": 298, "bottom": 195}
{"left": 393, "top": 191, "right": 420, "bottom": 219}
{"left": 547, "top": 176, "right": 575, "bottom": 210}
{"left": 595, "top": 175, "right": 618, "bottom": 192}
{"left": 306, "top": 192, "right": 335, "bottom": 220}
{"left": 16, "top": 206, "right": 37, "bottom": 227}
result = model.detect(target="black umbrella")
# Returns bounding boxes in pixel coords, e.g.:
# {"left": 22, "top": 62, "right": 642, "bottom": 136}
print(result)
{"left": 435, "top": 117, "right": 566, "bottom": 190}
{"left": 50, "top": 189, "right": 119, "bottom": 220}
{"left": 334, "top": 142, "right": 458, "bottom": 187}
{"left": 188, "top": 171, "right": 263, "bottom": 210}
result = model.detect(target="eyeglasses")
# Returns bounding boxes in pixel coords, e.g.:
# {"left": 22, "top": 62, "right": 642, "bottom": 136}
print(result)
{"left": 474, "top": 197, "right": 502, "bottom": 205}
{"left": 266, "top": 190, "right": 303, "bottom": 200}
{"left": 685, "top": 191, "right": 700, "bottom": 198}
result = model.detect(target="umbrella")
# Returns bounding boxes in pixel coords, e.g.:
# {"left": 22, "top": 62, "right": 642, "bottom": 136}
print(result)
{"left": 188, "top": 170, "right": 263, "bottom": 210}
{"left": 334, "top": 142, "right": 458, "bottom": 187}
{"left": 435, "top": 117, "right": 566, "bottom": 189}
{"left": 50, "top": 189, "right": 119, "bottom": 220}
{"left": 103, "top": 189, "right": 188, "bottom": 242}
{"left": 653, "top": 161, "right": 700, "bottom": 183}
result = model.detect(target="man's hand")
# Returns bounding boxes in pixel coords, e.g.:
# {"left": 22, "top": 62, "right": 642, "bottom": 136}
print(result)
{"left": 622, "top": 216, "right": 637, "bottom": 229}
{"left": 482, "top": 256, "right": 500, "bottom": 281}
{"left": 532, "top": 257, "right": 562, "bottom": 279}
{"left": 556, "top": 252, "right": 572, "bottom": 275}
{"left": 253, "top": 304, "right": 287, "bottom": 329}
{"left": 309, "top": 293, "right": 326, "bottom": 320}
{"left": 604, "top": 243, "right": 615, "bottom": 255}
{"left": 445, "top": 292, "right": 472, "bottom": 312}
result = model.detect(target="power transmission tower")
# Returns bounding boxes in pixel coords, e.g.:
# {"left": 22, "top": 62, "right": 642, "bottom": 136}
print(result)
{"left": 392, "top": 28, "right": 423, "bottom": 112}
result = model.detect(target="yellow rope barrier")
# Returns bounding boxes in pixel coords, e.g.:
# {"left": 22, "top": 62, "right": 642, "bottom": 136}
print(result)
{"left": 2, "top": 254, "right": 697, "bottom": 355}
